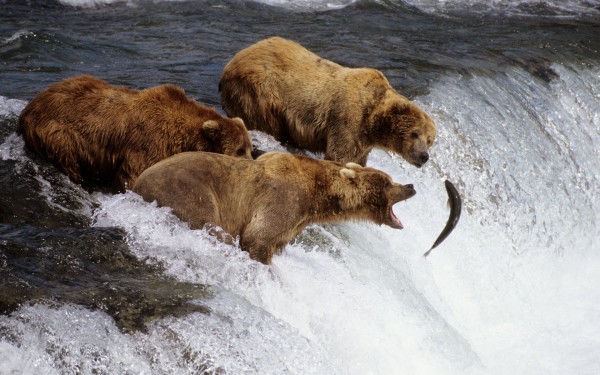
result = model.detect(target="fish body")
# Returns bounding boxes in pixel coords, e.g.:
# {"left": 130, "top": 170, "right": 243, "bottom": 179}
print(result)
{"left": 424, "top": 180, "right": 462, "bottom": 257}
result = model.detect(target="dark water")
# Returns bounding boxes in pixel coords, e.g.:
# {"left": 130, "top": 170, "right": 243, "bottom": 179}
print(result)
{"left": 1, "top": 0, "right": 600, "bottom": 374}
{"left": 2, "top": 0, "right": 599, "bottom": 101}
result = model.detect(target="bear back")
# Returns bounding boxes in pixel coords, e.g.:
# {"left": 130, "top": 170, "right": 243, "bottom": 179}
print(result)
{"left": 18, "top": 75, "right": 253, "bottom": 191}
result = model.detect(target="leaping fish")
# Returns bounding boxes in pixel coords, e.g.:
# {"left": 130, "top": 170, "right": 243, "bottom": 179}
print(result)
{"left": 424, "top": 180, "right": 462, "bottom": 257}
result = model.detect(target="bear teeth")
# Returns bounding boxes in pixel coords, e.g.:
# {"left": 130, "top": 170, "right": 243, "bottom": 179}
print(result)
{"left": 389, "top": 206, "right": 403, "bottom": 229}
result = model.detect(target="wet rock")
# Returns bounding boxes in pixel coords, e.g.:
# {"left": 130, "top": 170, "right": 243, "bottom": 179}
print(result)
{"left": 0, "top": 158, "right": 93, "bottom": 229}
{"left": 517, "top": 57, "right": 559, "bottom": 83}
{"left": 0, "top": 225, "right": 211, "bottom": 333}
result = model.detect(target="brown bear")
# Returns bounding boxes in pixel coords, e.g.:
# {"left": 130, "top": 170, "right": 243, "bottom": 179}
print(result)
{"left": 132, "top": 151, "right": 416, "bottom": 264}
{"left": 219, "top": 36, "right": 436, "bottom": 167}
{"left": 18, "top": 75, "right": 253, "bottom": 191}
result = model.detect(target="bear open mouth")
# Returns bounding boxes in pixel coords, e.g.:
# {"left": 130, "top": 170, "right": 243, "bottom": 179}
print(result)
{"left": 389, "top": 206, "right": 404, "bottom": 229}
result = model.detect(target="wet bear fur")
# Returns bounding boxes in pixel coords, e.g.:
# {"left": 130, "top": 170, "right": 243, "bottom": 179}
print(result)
{"left": 18, "top": 75, "right": 253, "bottom": 191}
{"left": 219, "top": 36, "right": 436, "bottom": 167}
{"left": 133, "top": 151, "right": 416, "bottom": 264}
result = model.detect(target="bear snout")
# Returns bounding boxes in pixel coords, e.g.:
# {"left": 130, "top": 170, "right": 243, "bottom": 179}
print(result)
{"left": 407, "top": 138, "right": 430, "bottom": 168}
{"left": 404, "top": 184, "right": 416, "bottom": 198}
{"left": 390, "top": 183, "right": 416, "bottom": 203}
{"left": 410, "top": 151, "right": 429, "bottom": 168}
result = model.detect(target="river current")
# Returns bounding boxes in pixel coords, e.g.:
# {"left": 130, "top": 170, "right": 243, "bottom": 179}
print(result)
{"left": 1, "top": 0, "right": 600, "bottom": 374}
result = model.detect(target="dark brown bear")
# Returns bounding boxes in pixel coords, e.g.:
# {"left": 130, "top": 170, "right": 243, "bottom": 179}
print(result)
{"left": 18, "top": 75, "right": 253, "bottom": 191}
{"left": 219, "top": 36, "right": 436, "bottom": 167}
{"left": 133, "top": 151, "right": 416, "bottom": 264}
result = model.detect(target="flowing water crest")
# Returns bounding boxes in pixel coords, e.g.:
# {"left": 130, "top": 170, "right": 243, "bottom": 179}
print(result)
{"left": 1, "top": 0, "right": 600, "bottom": 374}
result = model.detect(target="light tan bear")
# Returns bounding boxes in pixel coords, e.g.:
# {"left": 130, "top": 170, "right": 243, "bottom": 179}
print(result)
{"left": 219, "top": 36, "right": 436, "bottom": 167}
{"left": 18, "top": 75, "right": 253, "bottom": 191}
{"left": 133, "top": 151, "right": 416, "bottom": 264}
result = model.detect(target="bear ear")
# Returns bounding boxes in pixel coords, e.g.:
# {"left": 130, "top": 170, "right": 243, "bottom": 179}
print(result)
{"left": 340, "top": 168, "right": 357, "bottom": 179}
{"left": 232, "top": 117, "right": 245, "bottom": 126}
{"left": 201, "top": 120, "right": 221, "bottom": 139}
{"left": 344, "top": 162, "right": 362, "bottom": 170}
{"left": 391, "top": 103, "right": 412, "bottom": 117}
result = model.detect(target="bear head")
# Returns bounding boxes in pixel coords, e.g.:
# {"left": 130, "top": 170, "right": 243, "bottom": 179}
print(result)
{"left": 337, "top": 162, "right": 416, "bottom": 229}
{"left": 374, "top": 97, "right": 436, "bottom": 168}
{"left": 200, "top": 117, "right": 253, "bottom": 159}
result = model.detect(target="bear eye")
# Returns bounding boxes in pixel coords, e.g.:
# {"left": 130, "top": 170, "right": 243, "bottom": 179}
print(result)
{"left": 410, "top": 132, "right": 419, "bottom": 140}
{"left": 236, "top": 148, "right": 246, "bottom": 156}
{"left": 427, "top": 137, "right": 433, "bottom": 146}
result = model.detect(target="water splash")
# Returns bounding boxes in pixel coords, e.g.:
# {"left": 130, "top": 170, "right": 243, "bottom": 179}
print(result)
{"left": 0, "top": 97, "right": 26, "bottom": 119}
{"left": 412, "top": 63, "right": 600, "bottom": 256}
{"left": 401, "top": 0, "right": 600, "bottom": 17}
{"left": 52, "top": 0, "right": 600, "bottom": 15}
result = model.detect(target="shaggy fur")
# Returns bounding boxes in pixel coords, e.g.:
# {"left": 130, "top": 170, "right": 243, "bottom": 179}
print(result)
{"left": 133, "top": 151, "right": 416, "bottom": 264}
{"left": 219, "top": 36, "right": 436, "bottom": 167}
{"left": 18, "top": 75, "right": 253, "bottom": 191}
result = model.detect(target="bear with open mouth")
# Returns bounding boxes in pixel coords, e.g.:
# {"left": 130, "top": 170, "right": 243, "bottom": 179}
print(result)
{"left": 133, "top": 151, "right": 416, "bottom": 264}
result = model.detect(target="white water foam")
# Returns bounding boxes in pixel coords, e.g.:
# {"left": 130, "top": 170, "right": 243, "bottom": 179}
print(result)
{"left": 399, "top": 62, "right": 600, "bottom": 373}
{"left": 53, "top": 0, "right": 600, "bottom": 14}
{"left": 57, "top": 0, "right": 130, "bottom": 7}
{"left": 0, "top": 30, "right": 35, "bottom": 50}
{"left": 249, "top": 0, "right": 358, "bottom": 10}
{"left": 0, "top": 96, "right": 26, "bottom": 118}
{"left": 401, "top": 0, "right": 600, "bottom": 17}
{"left": 55, "top": 0, "right": 360, "bottom": 10}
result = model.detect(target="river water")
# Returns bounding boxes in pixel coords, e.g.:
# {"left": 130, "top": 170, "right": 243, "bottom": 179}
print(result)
{"left": 1, "top": 0, "right": 600, "bottom": 374}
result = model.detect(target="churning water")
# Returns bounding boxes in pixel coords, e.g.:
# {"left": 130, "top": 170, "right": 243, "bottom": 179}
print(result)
{"left": 1, "top": 0, "right": 600, "bottom": 374}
